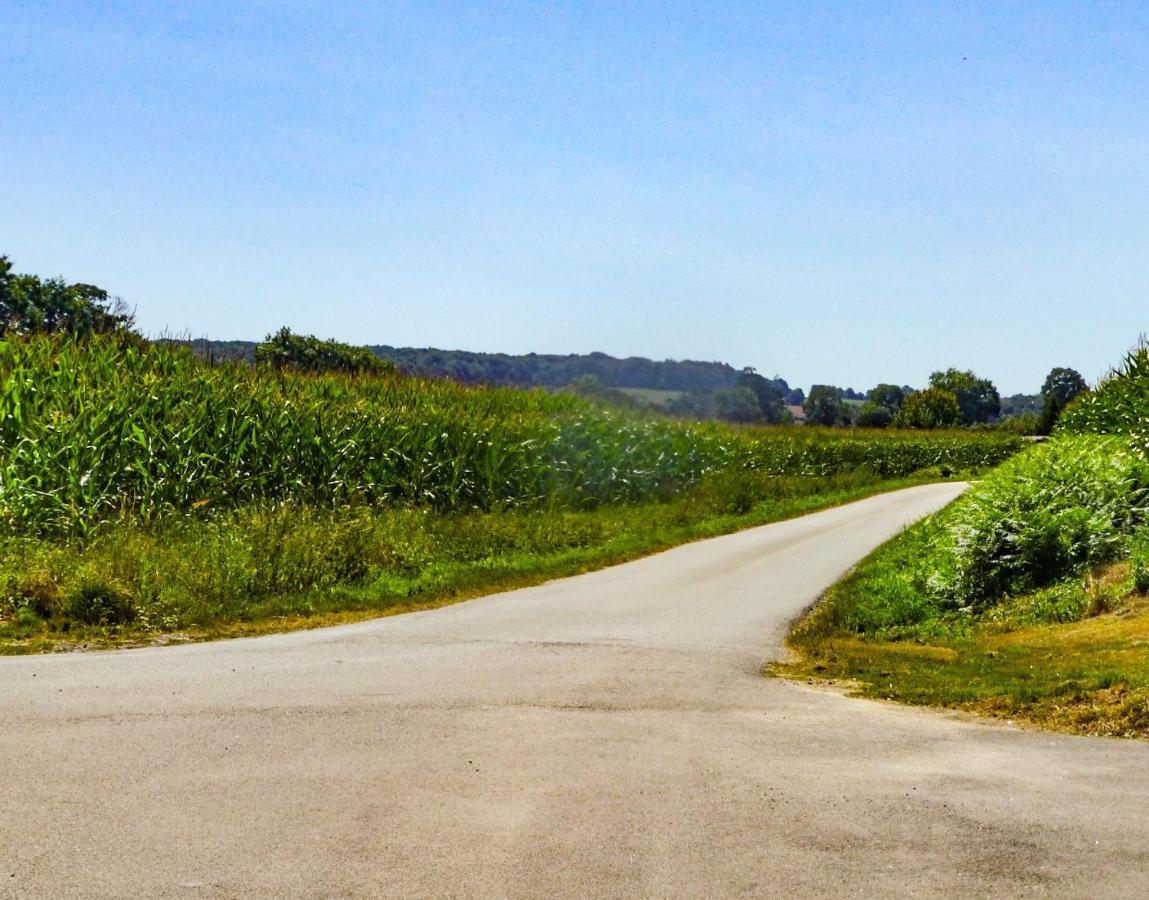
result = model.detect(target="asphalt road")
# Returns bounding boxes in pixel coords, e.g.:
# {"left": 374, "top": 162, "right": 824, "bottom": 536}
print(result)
{"left": 2, "top": 482, "right": 1147, "bottom": 899}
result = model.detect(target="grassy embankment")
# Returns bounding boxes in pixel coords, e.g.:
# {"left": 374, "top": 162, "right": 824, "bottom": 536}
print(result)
{"left": 777, "top": 344, "right": 1149, "bottom": 739}
{"left": 0, "top": 336, "right": 1022, "bottom": 653}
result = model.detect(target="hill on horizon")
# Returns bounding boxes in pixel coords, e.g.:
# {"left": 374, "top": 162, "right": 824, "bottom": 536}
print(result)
{"left": 173, "top": 339, "right": 767, "bottom": 393}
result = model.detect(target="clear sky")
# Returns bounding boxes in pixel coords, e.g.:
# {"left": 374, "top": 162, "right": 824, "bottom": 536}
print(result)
{"left": 3, "top": 1, "right": 1146, "bottom": 394}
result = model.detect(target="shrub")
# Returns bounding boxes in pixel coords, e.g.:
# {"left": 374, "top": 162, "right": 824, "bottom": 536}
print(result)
{"left": 254, "top": 327, "right": 396, "bottom": 376}
{"left": 893, "top": 388, "right": 961, "bottom": 429}
{"left": 854, "top": 403, "right": 893, "bottom": 429}
{"left": 66, "top": 581, "right": 136, "bottom": 626}
{"left": 5, "top": 572, "right": 61, "bottom": 619}
{"left": 1133, "top": 528, "right": 1149, "bottom": 595}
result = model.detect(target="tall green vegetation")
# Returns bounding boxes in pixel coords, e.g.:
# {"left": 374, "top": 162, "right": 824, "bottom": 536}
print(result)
{"left": 803, "top": 385, "right": 849, "bottom": 426}
{"left": 893, "top": 387, "right": 961, "bottom": 428}
{"left": 1038, "top": 366, "right": 1087, "bottom": 434}
{"left": 0, "top": 335, "right": 1022, "bottom": 646}
{"left": 1058, "top": 341, "right": 1149, "bottom": 444}
{"left": 0, "top": 336, "right": 1022, "bottom": 538}
{"left": 0, "top": 256, "right": 134, "bottom": 337}
{"left": 782, "top": 338, "right": 1149, "bottom": 737}
{"left": 927, "top": 368, "right": 1001, "bottom": 424}
{"left": 254, "top": 327, "right": 396, "bottom": 375}
{"left": 807, "top": 342, "right": 1149, "bottom": 631}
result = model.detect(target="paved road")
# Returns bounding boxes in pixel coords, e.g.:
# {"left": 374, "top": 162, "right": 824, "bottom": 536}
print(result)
{"left": 2, "top": 483, "right": 1147, "bottom": 899}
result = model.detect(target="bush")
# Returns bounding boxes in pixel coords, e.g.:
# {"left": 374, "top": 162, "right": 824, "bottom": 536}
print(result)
{"left": 66, "top": 581, "right": 136, "bottom": 626}
{"left": 854, "top": 403, "right": 892, "bottom": 429}
{"left": 893, "top": 388, "right": 961, "bottom": 429}
{"left": 5, "top": 572, "right": 61, "bottom": 619}
{"left": 1133, "top": 529, "right": 1149, "bottom": 595}
{"left": 254, "top": 327, "right": 396, "bottom": 376}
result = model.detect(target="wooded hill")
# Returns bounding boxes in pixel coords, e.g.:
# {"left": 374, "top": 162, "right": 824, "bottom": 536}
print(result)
{"left": 176, "top": 339, "right": 748, "bottom": 392}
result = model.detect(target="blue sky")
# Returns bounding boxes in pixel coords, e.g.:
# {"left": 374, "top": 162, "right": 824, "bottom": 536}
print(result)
{"left": 3, "top": 1, "right": 1147, "bottom": 393}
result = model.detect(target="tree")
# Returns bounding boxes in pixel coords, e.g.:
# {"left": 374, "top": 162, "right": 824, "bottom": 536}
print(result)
{"left": 928, "top": 368, "right": 1000, "bottom": 424}
{"left": 854, "top": 402, "right": 893, "bottom": 428}
{"left": 866, "top": 383, "right": 905, "bottom": 413}
{"left": 0, "top": 255, "right": 134, "bottom": 337}
{"left": 736, "top": 367, "right": 785, "bottom": 423}
{"left": 804, "top": 385, "right": 848, "bottom": 427}
{"left": 563, "top": 375, "right": 645, "bottom": 411}
{"left": 254, "top": 327, "right": 396, "bottom": 375}
{"left": 715, "top": 386, "right": 763, "bottom": 424}
{"left": 1041, "top": 367, "right": 1088, "bottom": 408}
{"left": 1038, "top": 366, "right": 1088, "bottom": 434}
{"left": 892, "top": 387, "right": 961, "bottom": 428}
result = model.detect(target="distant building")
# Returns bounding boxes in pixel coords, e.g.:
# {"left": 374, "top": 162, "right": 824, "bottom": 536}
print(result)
{"left": 786, "top": 404, "right": 807, "bottom": 424}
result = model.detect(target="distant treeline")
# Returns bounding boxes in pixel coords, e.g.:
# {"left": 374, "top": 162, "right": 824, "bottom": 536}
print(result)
{"left": 177, "top": 339, "right": 752, "bottom": 392}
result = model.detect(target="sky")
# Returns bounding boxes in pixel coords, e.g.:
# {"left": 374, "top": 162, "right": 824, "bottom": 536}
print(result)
{"left": 2, "top": 1, "right": 1147, "bottom": 394}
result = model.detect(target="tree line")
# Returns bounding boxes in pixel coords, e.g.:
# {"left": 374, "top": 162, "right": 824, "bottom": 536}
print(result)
{"left": 0, "top": 254, "right": 1088, "bottom": 433}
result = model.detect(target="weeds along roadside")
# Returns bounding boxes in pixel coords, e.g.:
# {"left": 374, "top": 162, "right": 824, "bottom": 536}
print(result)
{"left": 1, "top": 467, "right": 979, "bottom": 651}
{"left": 777, "top": 341, "right": 1149, "bottom": 739}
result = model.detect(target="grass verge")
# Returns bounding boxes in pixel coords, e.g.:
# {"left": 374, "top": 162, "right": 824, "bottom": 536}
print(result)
{"left": 774, "top": 550, "right": 1149, "bottom": 740}
{"left": 0, "top": 468, "right": 963, "bottom": 654}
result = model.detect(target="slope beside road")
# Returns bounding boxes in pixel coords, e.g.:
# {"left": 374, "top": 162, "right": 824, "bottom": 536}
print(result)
{"left": 2, "top": 482, "right": 1147, "bottom": 898}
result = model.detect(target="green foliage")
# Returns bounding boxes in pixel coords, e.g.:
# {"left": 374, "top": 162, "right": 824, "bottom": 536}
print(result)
{"left": 341, "top": 344, "right": 745, "bottom": 391}
{"left": 1000, "top": 393, "right": 1042, "bottom": 418}
{"left": 735, "top": 368, "right": 785, "bottom": 423}
{"left": 1133, "top": 529, "right": 1149, "bottom": 595}
{"left": 866, "top": 384, "right": 905, "bottom": 413}
{"left": 938, "top": 437, "right": 1149, "bottom": 606}
{"left": 854, "top": 402, "right": 893, "bottom": 429}
{"left": 561, "top": 375, "right": 648, "bottom": 412}
{"left": 1037, "top": 366, "right": 1088, "bottom": 434}
{"left": 784, "top": 342, "right": 1149, "bottom": 738}
{"left": 0, "top": 470, "right": 963, "bottom": 640}
{"left": 714, "top": 386, "right": 763, "bottom": 423}
{"left": 0, "top": 336, "right": 1022, "bottom": 538}
{"left": 928, "top": 368, "right": 1001, "bottom": 424}
{"left": 814, "top": 436, "right": 1149, "bottom": 636}
{"left": 254, "top": 327, "right": 395, "bottom": 375}
{"left": 66, "top": 580, "right": 136, "bottom": 626}
{"left": 1042, "top": 367, "right": 1088, "bottom": 407}
{"left": 1058, "top": 340, "right": 1149, "bottom": 453}
{"left": 804, "top": 385, "right": 848, "bottom": 427}
{"left": 993, "top": 412, "right": 1041, "bottom": 435}
{"left": 0, "top": 255, "right": 134, "bottom": 337}
{"left": 893, "top": 387, "right": 961, "bottom": 429}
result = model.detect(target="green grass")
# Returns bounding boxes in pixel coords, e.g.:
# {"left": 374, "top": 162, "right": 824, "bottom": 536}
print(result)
{"left": 0, "top": 467, "right": 968, "bottom": 653}
{"left": 776, "top": 558, "right": 1149, "bottom": 738}
{"left": 776, "top": 424, "right": 1149, "bottom": 738}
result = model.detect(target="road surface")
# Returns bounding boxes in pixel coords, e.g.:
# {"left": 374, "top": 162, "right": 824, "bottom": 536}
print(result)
{"left": 2, "top": 483, "right": 1147, "bottom": 898}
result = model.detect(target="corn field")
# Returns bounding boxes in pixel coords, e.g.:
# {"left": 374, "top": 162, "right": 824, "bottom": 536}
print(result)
{"left": 0, "top": 336, "right": 1024, "bottom": 537}
{"left": 1058, "top": 339, "right": 1149, "bottom": 455}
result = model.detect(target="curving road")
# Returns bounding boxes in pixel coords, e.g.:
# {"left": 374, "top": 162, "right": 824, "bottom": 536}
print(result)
{"left": 2, "top": 483, "right": 1147, "bottom": 898}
